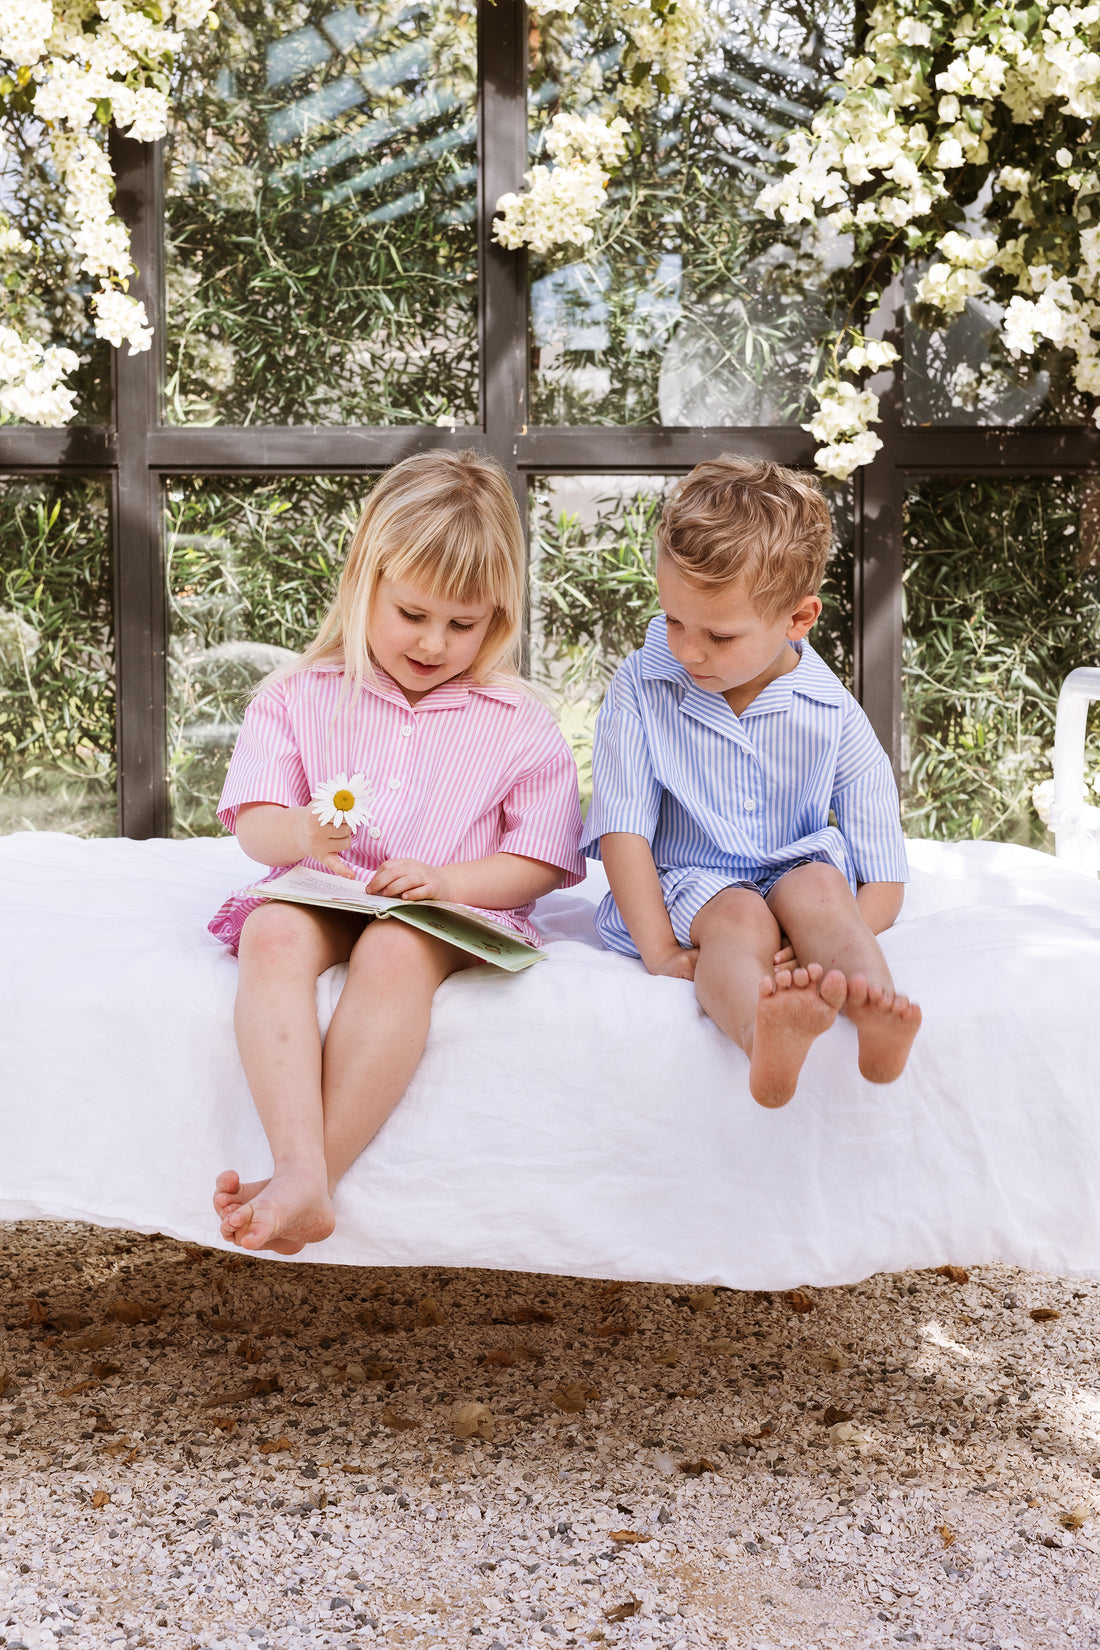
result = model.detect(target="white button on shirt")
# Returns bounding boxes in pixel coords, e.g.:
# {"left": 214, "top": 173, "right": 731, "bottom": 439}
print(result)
{"left": 744, "top": 798, "right": 756, "bottom": 811}
{"left": 401, "top": 725, "right": 413, "bottom": 737}
{"left": 388, "top": 777, "right": 401, "bottom": 790}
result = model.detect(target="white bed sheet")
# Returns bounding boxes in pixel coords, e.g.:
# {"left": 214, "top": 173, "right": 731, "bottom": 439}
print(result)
{"left": 1, "top": 830, "right": 1098, "bottom": 1287}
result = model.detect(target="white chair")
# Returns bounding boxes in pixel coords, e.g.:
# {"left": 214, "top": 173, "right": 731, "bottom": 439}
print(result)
{"left": 1052, "top": 666, "right": 1100, "bottom": 872}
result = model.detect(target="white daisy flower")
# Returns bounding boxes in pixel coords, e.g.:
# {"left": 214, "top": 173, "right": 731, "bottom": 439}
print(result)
{"left": 311, "top": 772, "right": 373, "bottom": 831}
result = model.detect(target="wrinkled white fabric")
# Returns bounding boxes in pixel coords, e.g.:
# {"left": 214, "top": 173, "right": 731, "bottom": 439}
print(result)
{"left": 1, "top": 831, "right": 1098, "bottom": 1286}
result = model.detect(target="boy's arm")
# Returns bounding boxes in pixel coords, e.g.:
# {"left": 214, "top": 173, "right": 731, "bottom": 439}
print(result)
{"left": 600, "top": 832, "right": 697, "bottom": 980}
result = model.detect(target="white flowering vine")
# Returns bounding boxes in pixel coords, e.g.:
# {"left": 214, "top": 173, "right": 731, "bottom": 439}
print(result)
{"left": 493, "top": 0, "right": 712, "bottom": 255}
{"left": 0, "top": 0, "right": 218, "bottom": 425}
{"left": 757, "top": 0, "right": 1100, "bottom": 480}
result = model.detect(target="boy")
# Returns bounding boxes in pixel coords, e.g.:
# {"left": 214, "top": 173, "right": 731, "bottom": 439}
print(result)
{"left": 581, "top": 456, "right": 921, "bottom": 1108}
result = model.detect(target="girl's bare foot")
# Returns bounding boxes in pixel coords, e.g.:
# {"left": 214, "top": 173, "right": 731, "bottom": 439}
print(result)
{"left": 213, "top": 1169, "right": 268, "bottom": 1226}
{"left": 845, "top": 975, "right": 922, "bottom": 1083}
{"left": 749, "top": 963, "right": 847, "bottom": 1109}
{"left": 217, "top": 1167, "right": 335, "bottom": 1255}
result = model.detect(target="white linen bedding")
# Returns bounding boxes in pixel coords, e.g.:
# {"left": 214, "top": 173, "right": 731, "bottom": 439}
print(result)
{"left": 1, "top": 830, "right": 1098, "bottom": 1288}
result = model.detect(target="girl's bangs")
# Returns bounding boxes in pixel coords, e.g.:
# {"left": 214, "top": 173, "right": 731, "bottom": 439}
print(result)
{"left": 382, "top": 523, "right": 516, "bottom": 614}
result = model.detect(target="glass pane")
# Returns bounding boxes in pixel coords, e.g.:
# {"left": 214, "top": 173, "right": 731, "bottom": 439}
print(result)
{"left": 0, "top": 114, "right": 111, "bottom": 424}
{"left": 904, "top": 265, "right": 1090, "bottom": 428}
{"left": 167, "top": 474, "right": 367, "bottom": 835}
{"left": 0, "top": 478, "right": 115, "bottom": 835}
{"left": 528, "top": 1, "right": 853, "bottom": 427}
{"left": 903, "top": 477, "right": 1100, "bottom": 847}
{"left": 165, "top": 1, "right": 477, "bottom": 426}
{"left": 529, "top": 473, "right": 853, "bottom": 811}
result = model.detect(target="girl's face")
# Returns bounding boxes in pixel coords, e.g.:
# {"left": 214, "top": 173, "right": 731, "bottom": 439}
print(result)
{"left": 369, "top": 575, "right": 496, "bottom": 703}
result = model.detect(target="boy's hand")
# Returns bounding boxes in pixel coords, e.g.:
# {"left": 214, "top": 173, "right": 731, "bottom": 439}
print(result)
{"left": 647, "top": 945, "right": 699, "bottom": 982}
{"left": 295, "top": 806, "right": 358, "bottom": 878}
{"left": 368, "top": 858, "right": 454, "bottom": 902}
{"left": 774, "top": 939, "right": 798, "bottom": 970}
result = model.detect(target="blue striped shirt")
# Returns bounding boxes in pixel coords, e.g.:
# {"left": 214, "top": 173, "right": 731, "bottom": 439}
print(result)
{"left": 581, "top": 618, "right": 907, "bottom": 947}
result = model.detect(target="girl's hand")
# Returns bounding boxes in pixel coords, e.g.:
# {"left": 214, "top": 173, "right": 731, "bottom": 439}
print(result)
{"left": 295, "top": 806, "right": 358, "bottom": 879}
{"left": 774, "top": 939, "right": 798, "bottom": 970}
{"left": 647, "top": 945, "right": 699, "bottom": 982}
{"left": 368, "top": 858, "right": 454, "bottom": 902}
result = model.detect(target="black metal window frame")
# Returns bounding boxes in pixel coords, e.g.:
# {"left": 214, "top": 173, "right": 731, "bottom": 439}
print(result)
{"left": 1, "top": 0, "right": 1097, "bottom": 838}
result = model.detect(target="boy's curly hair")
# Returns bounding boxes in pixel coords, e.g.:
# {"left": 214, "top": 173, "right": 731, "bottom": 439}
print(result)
{"left": 656, "top": 456, "right": 833, "bottom": 619}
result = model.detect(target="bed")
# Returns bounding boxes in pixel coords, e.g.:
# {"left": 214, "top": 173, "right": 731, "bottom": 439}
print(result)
{"left": 1, "top": 670, "right": 1098, "bottom": 1288}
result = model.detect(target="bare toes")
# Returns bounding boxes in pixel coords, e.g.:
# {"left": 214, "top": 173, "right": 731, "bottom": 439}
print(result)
{"left": 820, "top": 968, "right": 847, "bottom": 1013}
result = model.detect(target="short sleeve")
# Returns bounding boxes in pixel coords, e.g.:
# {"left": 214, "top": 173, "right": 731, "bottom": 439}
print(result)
{"left": 496, "top": 710, "right": 585, "bottom": 885}
{"left": 580, "top": 662, "right": 663, "bottom": 859}
{"left": 832, "top": 698, "right": 908, "bottom": 883}
{"left": 216, "top": 680, "right": 311, "bottom": 834}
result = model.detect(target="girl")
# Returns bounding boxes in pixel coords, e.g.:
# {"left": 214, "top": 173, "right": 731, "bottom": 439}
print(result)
{"left": 209, "top": 451, "right": 585, "bottom": 1255}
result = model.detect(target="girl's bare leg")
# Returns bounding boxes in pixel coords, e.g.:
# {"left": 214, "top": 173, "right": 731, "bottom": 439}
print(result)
{"left": 319, "top": 920, "right": 469, "bottom": 1187}
{"left": 214, "top": 903, "right": 362, "bottom": 1254}
{"left": 691, "top": 887, "right": 846, "bottom": 1109}
{"left": 766, "top": 862, "right": 921, "bottom": 1083}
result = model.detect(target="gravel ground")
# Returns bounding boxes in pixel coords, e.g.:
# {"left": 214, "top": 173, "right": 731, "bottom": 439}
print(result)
{"left": 2, "top": 1224, "right": 1100, "bottom": 1650}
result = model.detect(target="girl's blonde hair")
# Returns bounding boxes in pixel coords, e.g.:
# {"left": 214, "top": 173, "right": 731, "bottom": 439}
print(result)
{"left": 287, "top": 449, "right": 525, "bottom": 692}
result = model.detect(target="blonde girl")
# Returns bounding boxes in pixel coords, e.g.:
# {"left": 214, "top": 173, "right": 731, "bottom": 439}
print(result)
{"left": 209, "top": 451, "right": 584, "bottom": 1253}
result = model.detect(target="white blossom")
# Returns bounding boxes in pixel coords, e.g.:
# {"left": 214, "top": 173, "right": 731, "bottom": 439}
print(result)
{"left": 91, "top": 284, "right": 152, "bottom": 351}
{"left": 0, "top": 325, "right": 80, "bottom": 424}
{"left": 494, "top": 161, "right": 610, "bottom": 254}
{"left": 492, "top": 2, "right": 710, "bottom": 252}
{"left": 0, "top": 0, "right": 53, "bottom": 65}
{"left": 1, "top": 0, "right": 213, "bottom": 423}
{"left": 756, "top": 0, "right": 1100, "bottom": 477}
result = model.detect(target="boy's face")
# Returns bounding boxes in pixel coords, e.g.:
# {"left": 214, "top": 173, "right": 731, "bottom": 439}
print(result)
{"left": 656, "top": 557, "right": 822, "bottom": 712}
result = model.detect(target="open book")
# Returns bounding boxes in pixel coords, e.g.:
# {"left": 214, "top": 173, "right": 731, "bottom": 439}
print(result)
{"left": 241, "top": 864, "right": 546, "bottom": 973}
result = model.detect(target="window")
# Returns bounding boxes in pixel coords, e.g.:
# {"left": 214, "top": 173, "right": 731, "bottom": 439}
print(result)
{"left": 2, "top": 0, "right": 1096, "bottom": 842}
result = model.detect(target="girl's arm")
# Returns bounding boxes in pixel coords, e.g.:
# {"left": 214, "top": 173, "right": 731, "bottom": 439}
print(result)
{"left": 369, "top": 852, "right": 564, "bottom": 908}
{"left": 599, "top": 831, "right": 696, "bottom": 980}
{"left": 234, "top": 801, "right": 359, "bottom": 879}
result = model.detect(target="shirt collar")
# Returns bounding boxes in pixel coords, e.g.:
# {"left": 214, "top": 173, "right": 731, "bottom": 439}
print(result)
{"left": 309, "top": 663, "right": 521, "bottom": 711}
{"left": 638, "top": 616, "right": 845, "bottom": 712}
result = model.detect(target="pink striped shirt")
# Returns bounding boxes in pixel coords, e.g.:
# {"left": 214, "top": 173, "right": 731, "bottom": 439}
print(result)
{"left": 208, "top": 665, "right": 585, "bottom": 952}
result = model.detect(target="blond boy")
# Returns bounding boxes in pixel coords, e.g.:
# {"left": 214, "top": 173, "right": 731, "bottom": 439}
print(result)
{"left": 581, "top": 457, "right": 921, "bottom": 1107}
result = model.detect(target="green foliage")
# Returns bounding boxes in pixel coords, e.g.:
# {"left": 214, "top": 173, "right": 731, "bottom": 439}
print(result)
{"left": 528, "top": 0, "right": 852, "bottom": 427}
{"left": 0, "top": 478, "right": 115, "bottom": 834}
{"left": 165, "top": 0, "right": 478, "bottom": 426}
{"left": 903, "top": 477, "right": 1100, "bottom": 845}
{"left": 167, "top": 474, "right": 367, "bottom": 835}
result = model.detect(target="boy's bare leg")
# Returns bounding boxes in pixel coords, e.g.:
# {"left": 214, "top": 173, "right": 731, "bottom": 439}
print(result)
{"left": 215, "top": 903, "right": 363, "bottom": 1255}
{"left": 319, "top": 920, "right": 468, "bottom": 1188}
{"left": 691, "top": 887, "right": 847, "bottom": 1108}
{"left": 767, "top": 863, "right": 921, "bottom": 1083}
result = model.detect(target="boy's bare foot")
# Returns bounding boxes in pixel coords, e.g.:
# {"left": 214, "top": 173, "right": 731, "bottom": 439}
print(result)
{"left": 845, "top": 975, "right": 922, "bottom": 1083}
{"left": 215, "top": 1167, "right": 335, "bottom": 1255}
{"left": 749, "top": 964, "right": 847, "bottom": 1109}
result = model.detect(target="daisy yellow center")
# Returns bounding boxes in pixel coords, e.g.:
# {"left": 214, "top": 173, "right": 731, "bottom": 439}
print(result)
{"left": 332, "top": 789, "right": 356, "bottom": 811}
